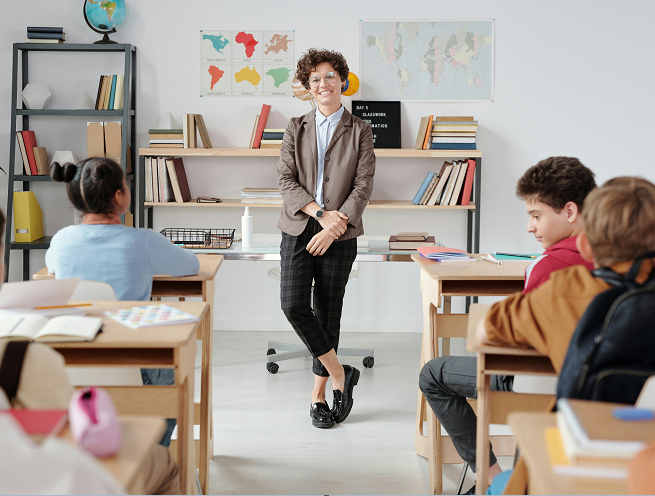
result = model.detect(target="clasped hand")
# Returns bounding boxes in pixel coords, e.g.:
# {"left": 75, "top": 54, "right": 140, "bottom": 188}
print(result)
{"left": 306, "top": 211, "right": 348, "bottom": 256}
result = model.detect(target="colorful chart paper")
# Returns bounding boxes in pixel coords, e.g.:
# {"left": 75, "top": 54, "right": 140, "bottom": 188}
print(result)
{"left": 104, "top": 304, "right": 199, "bottom": 329}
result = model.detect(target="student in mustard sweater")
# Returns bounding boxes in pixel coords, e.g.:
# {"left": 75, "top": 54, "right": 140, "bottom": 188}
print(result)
{"left": 45, "top": 157, "right": 200, "bottom": 447}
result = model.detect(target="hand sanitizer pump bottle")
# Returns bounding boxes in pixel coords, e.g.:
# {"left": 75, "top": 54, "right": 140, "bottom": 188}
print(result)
{"left": 242, "top": 207, "right": 253, "bottom": 249}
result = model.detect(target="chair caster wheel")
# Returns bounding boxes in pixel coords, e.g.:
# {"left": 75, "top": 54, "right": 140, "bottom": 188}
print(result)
{"left": 266, "top": 362, "right": 279, "bottom": 374}
{"left": 267, "top": 348, "right": 276, "bottom": 356}
{"left": 363, "top": 356, "right": 374, "bottom": 368}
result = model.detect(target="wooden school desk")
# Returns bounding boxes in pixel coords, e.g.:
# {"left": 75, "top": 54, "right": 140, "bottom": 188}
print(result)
{"left": 45, "top": 300, "right": 208, "bottom": 495}
{"left": 49, "top": 415, "right": 166, "bottom": 495}
{"left": 508, "top": 412, "right": 629, "bottom": 495}
{"left": 411, "top": 254, "right": 530, "bottom": 495}
{"left": 33, "top": 253, "right": 222, "bottom": 495}
{"left": 467, "top": 304, "right": 556, "bottom": 495}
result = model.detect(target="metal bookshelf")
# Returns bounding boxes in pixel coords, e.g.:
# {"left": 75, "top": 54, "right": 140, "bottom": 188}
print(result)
{"left": 5, "top": 43, "right": 137, "bottom": 281}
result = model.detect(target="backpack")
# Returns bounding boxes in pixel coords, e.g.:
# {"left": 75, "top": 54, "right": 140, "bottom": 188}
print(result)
{"left": 556, "top": 252, "right": 655, "bottom": 405}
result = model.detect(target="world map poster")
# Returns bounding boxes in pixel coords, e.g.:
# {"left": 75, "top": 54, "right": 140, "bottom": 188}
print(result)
{"left": 200, "top": 30, "right": 295, "bottom": 96}
{"left": 360, "top": 20, "right": 494, "bottom": 101}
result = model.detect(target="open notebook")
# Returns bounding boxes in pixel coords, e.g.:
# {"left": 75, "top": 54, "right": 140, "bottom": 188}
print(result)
{"left": 0, "top": 315, "right": 102, "bottom": 342}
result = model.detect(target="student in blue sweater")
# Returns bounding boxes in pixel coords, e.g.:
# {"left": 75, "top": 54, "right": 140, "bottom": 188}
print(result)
{"left": 46, "top": 157, "right": 200, "bottom": 447}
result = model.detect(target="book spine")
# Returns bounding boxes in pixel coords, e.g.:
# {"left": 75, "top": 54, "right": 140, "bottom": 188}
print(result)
{"left": 109, "top": 76, "right": 117, "bottom": 113}
{"left": 149, "top": 129, "right": 183, "bottom": 134}
{"left": 16, "top": 132, "right": 30, "bottom": 175}
{"left": 27, "top": 27, "right": 64, "bottom": 33}
{"left": 22, "top": 131, "right": 39, "bottom": 175}
{"left": 113, "top": 75, "right": 124, "bottom": 110}
{"left": 26, "top": 32, "right": 64, "bottom": 40}
{"left": 262, "top": 132, "right": 284, "bottom": 140}
{"left": 431, "top": 143, "right": 477, "bottom": 150}
{"left": 460, "top": 159, "right": 476, "bottom": 206}
{"left": 412, "top": 172, "right": 434, "bottom": 205}
{"left": 253, "top": 104, "right": 271, "bottom": 148}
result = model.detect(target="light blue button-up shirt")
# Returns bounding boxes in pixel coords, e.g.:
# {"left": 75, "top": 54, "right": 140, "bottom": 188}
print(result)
{"left": 315, "top": 105, "right": 345, "bottom": 208}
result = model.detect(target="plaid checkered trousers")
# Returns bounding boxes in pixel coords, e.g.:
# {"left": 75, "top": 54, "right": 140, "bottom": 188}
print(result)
{"left": 280, "top": 219, "right": 357, "bottom": 377}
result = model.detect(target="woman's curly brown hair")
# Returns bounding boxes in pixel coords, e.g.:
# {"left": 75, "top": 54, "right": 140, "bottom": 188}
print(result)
{"left": 295, "top": 49, "right": 349, "bottom": 90}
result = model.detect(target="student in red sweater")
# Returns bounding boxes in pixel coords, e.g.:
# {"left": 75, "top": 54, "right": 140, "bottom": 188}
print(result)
{"left": 419, "top": 156, "right": 596, "bottom": 493}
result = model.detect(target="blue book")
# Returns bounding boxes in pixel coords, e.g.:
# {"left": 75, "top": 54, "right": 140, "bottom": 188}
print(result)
{"left": 262, "top": 132, "right": 284, "bottom": 140}
{"left": 412, "top": 172, "right": 435, "bottom": 205}
{"left": 431, "top": 143, "right": 477, "bottom": 150}
{"left": 109, "top": 75, "right": 117, "bottom": 110}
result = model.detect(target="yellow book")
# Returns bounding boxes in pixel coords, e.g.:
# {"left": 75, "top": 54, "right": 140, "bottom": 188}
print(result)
{"left": 13, "top": 191, "right": 44, "bottom": 242}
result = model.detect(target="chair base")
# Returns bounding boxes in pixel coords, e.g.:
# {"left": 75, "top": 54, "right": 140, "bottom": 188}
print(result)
{"left": 266, "top": 341, "right": 375, "bottom": 374}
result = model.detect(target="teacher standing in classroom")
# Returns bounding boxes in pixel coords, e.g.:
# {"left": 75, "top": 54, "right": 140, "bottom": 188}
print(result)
{"left": 277, "top": 48, "right": 376, "bottom": 429}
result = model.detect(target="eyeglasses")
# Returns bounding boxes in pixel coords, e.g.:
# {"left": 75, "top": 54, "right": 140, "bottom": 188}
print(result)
{"left": 308, "top": 72, "right": 338, "bottom": 88}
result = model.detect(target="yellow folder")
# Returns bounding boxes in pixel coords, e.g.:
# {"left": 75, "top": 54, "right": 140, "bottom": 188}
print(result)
{"left": 14, "top": 191, "right": 44, "bottom": 242}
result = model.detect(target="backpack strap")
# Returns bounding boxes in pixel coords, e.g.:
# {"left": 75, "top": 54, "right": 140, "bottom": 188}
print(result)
{"left": 0, "top": 341, "right": 30, "bottom": 403}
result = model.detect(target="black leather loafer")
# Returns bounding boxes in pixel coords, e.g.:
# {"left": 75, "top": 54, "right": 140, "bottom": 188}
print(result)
{"left": 310, "top": 402, "right": 335, "bottom": 428}
{"left": 331, "top": 364, "right": 360, "bottom": 423}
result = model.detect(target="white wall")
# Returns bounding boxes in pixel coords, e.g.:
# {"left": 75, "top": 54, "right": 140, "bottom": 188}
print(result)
{"left": 1, "top": 0, "right": 654, "bottom": 332}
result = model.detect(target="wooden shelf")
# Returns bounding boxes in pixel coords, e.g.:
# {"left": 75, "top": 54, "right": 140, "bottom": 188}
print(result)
{"left": 144, "top": 200, "right": 476, "bottom": 210}
{"left": 139, "top": 147, "right": 482, "bottom": 158}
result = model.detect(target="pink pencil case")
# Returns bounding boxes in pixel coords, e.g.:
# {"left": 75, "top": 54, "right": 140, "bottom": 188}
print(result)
{"left": 68, "top": 386, "right": 122, "bottom": 458}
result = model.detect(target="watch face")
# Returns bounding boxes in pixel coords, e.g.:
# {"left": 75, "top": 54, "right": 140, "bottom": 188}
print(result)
{"left": 316, "top": 210, "right": 324, "bottom": 218}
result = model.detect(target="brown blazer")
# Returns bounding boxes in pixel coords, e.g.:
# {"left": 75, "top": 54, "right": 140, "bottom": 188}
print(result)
{"left": 277, "top": 107, "right": 376, "bottom": 240}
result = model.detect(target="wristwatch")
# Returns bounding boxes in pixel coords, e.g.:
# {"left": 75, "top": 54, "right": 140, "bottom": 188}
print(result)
{"left": 315, "top": 209, "right": 324, "bottom": 220}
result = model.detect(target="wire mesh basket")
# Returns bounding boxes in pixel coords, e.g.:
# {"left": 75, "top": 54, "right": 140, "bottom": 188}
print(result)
{"left": 160, "top": 228, "right": 235, "bottom": 249}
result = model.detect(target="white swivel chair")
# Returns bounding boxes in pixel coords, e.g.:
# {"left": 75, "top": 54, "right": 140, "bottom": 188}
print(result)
{"left": 265, "top": 262, "right": 375, "bottom": 373}
{"left": 66, "top": 280, "right": 143, "bottom": 386}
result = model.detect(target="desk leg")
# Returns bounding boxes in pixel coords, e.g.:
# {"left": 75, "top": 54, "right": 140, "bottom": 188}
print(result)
{"left": 198, "top": 281, "right": 214, "bottom": 495}
{"left": 415, "top": 271, "right": 442, "bottom": 495}
{"left": 475, "top": 353, "right": 490, "bottom": 495}
{"left": 176, "top": 336, "right": 197, "bottom": 495}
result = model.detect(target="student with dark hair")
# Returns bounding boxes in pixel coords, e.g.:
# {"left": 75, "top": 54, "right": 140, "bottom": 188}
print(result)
{"left": 278, "top": 48, "right": 375, "bottom": 428}
{"left": 418, "top": 157, "right": 597, "bottom": 493}
{"left": 45, "top": 157, "right": 199, "bottom": 447}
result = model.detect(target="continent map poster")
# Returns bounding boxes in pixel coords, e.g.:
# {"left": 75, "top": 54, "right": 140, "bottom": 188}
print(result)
{"left": 360, "top": 20, "right": 494, "bottom": 101}
{"left": 201, "top": 30, "right": 295, "bottom": 96}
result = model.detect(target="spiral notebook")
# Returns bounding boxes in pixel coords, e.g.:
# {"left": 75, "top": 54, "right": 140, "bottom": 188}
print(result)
{"left": 105, "top": 304, "right": 199, "bottom": 329}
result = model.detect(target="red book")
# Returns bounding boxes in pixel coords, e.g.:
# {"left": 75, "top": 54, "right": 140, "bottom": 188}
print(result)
{"left": 460, "top": 159, "right": 477, "bottom": 206}
{"left": 172, "top": 157, "right": 192, "bottom": 202}
{"left": 6, "top": 410, "right": 67, "bottom": 438}
{"left": 21, "top": 131, "right": 39, "bottom": 175}
{"left": 252, "top": 104, "right": 271, "bottom": 149}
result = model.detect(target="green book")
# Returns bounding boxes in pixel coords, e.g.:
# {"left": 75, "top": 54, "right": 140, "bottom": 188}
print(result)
{"left": 149, "top": 129, "right": 183, "bottom": 134}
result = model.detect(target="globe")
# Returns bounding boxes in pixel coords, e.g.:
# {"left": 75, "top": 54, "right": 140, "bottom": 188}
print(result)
{"left": 84, "top": 0, "right": 126, "bottom": 44}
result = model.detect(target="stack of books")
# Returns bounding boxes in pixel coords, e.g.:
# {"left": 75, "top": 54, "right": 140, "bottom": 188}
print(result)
{"left": 259, "top": 129, "right": 285, "bottom": 149}
{"left": 241, "top": 188, "right": 282, "bottom": 204}
{"left": 389, "top": 232, "right": 436, "bottom": 251}
{"left": 414, "top": 116, "right": 478, "bottom": 150}
{"left": 25, "top": 27, "right": 65, "bottom": 44}
{"left": 546, "top": 398, "right": 655, "bottom": 478}
{"left": 411, "top": 159, "right": 476, "bottom": 206}
{"left": 249, "top": 104, "right": 272, "bottom": 148}
{"left": 144, "top": 156, "right": 191, "bottom": 204}
{"left": 95, "top": 75, "right": 125, "bottom": 110}
{"left": 149, "top": 128, "right": 183, "bottom": 148}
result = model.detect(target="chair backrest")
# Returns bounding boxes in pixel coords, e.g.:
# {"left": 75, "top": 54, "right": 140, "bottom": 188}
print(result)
{"left": 70, "top": 280, "right": 118, "bottom": 302}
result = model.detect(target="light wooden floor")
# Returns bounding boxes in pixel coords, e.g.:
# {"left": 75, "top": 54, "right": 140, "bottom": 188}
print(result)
{"left": 195, "top": 331, "right": 511, "bottom": 495}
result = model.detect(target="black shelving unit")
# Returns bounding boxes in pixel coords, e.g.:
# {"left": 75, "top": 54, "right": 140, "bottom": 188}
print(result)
{"left": 5, "top": 43, "right": 137, "bottom": 281}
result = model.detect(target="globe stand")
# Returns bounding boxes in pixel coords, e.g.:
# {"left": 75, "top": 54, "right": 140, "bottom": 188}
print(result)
{"left": 94, "top": 30, "right": 118, "bottom": 45}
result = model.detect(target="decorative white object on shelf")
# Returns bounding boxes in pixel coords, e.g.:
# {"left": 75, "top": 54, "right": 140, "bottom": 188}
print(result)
{"left": 50, "top": 151, "right": 79, "bottom": 166}
{"left": 21, "top": 84, "right": 52, "bottom": 109}
{"left": 77, "top": 91, "right": 95, "bottom": 110}
{"left": 158, "top": 112, "right": 180, "bottom": 130}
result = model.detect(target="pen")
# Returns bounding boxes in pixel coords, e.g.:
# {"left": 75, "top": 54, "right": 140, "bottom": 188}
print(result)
{"left": 482, "top": 256, "right": 501, "bottom": 266}
{"left": 34, "top": 303, "right": 94, "bottom": 310}
{"left": 495, "top": 252, "right": 536, "bottom": 259}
